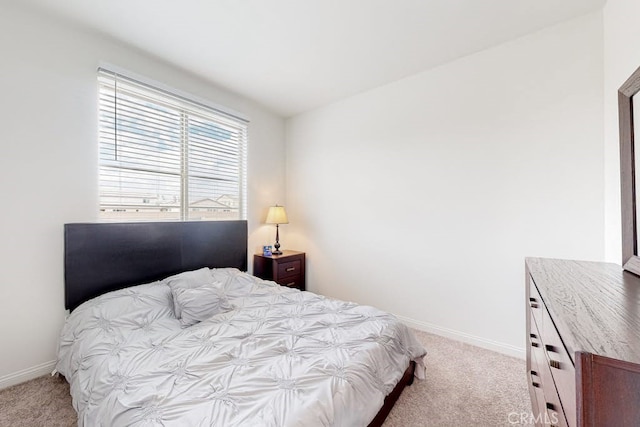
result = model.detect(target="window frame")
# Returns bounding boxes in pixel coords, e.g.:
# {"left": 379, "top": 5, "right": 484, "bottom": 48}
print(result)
{"left": 97, "top": 67, "right": 248, "bottom": 222}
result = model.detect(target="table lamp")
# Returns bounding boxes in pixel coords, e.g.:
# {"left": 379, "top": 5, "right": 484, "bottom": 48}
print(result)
{"left": 265, "top": 205, "right": 289, "bottom": 255}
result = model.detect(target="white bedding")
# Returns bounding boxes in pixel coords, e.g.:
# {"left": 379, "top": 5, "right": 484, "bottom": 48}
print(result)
{"left": 56, "top": 268, "right": 426, "bottom": 426}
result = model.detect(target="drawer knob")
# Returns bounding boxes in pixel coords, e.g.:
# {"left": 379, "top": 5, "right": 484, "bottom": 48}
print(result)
{"left": 530, "top": 302, "right": 539, "bottom": 309}
{"left": 286, "top": 282, "right": 296, "bottom": 287}
{"left": 286, "top": 267, "right": 296, "bottom": 272}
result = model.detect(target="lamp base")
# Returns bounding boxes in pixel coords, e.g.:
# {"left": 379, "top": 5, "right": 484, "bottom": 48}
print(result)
{"left": 273, "top": 225, "right": 283, "bottom": 255}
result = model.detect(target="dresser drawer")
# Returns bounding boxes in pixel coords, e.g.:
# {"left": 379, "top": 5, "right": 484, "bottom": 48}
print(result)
{"left": 542, "top": 305, "right": 576, "bottom": 427}
{"left": 528, "top": 315, "right": 546, "bottom": 424}
{"left": 529, "top": 278, "right": 544, "bottom": 332}
{"left": 530, "top": 311, "right": 567, "bottom": 427}
{"left": 277, "top": 259, "right": 302, "bottom": 279}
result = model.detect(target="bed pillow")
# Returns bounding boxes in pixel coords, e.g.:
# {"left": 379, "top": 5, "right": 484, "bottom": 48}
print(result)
{"left": 163, "top": 267, "right": 213, "bottom": 290}
{"left": 163, "top": 267, "right": 215, "bottom": 318}
{"left": 172, "top": 282, "right": 230, "bottom": 327}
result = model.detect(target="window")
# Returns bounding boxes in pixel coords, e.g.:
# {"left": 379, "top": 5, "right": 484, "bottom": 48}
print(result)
{"left": 98, "top": 68, "right": 247, "bottom": 221}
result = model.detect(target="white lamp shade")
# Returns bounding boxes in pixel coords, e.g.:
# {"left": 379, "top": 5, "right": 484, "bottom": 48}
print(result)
{"left": 265, "top": 205, "right": 289, "bottom": 224}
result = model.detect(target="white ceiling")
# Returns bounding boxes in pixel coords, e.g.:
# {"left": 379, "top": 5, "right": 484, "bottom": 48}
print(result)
{"left": 17, "top": 0, "right": 605, "bottom": 117}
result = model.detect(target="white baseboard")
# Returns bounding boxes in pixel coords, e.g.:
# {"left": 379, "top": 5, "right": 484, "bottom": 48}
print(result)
{"left": 395, "top": 314, "right": 525, "bottom": 360}
{"left": 0, "top": 360, "right": 57, "bottom": 390}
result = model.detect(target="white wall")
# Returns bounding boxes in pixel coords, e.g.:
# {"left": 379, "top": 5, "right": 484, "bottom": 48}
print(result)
{"left": 603, "top": 0, "right": 640, "bottom": 263}
{"left": 285, "top": 12, "right": 604, "bottom": 356}
{"left": 0, "top": 3, "right": 285, "bottom": 388}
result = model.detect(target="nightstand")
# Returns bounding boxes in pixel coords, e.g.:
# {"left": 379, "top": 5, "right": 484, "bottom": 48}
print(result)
{"left": 253, "top": 250, "right": 305, "bottom": 291}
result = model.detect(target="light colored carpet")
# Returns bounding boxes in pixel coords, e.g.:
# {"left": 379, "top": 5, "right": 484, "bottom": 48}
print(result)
{"left": 385, "top": 330, "right": 531, "bottom": 426}
{"left": 0, "top": 373, "right": 75, "bottom": 427}
{"left": 0, "top": 330, "right": 530, "bottom": 426}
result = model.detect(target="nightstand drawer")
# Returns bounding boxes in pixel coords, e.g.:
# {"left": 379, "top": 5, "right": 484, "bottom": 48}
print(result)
{"left": 278, "top": 260, "right": 302, "bottom": 278}
{"left": 277, "top": 277, "right": 303, "bottom": 288}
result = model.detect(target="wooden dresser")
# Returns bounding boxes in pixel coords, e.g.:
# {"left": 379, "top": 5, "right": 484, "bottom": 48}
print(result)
{"left": 526, "top": 258, "right": 640, "bottom": 427}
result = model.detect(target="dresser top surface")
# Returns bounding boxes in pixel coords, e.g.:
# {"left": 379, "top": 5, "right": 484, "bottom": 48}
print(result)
{"left": 526, "top": 257, "right": 640, "bottom": 364}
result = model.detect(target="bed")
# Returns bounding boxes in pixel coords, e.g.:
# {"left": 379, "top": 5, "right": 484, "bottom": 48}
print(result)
{"left": 57, "top": 221, "right": 426, "bottom": 426}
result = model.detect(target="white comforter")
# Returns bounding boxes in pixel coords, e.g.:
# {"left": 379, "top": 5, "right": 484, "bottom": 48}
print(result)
{"left": 56, "top": 269, "right": 426, "bottom": 426}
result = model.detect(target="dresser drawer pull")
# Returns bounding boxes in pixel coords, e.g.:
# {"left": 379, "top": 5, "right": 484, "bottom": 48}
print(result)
{"left": 530, "top": 370, "right": 540, "bottom": 387}
{"left": 530, "top": 302, "right": 539, "bottom": 309}
{"left": 286, "top": 282, "right": 296, "bottom": 287}
{"left": 529, "top": 334, "right": 539, "bottom": 347}
{"left": 545, "top": 403, "right": 560, "bottom": 427}
{"left": 529, "top": 297, "right": 538, "bottom": 303}
{"left": 544, "top": 344, "right": 562, "bottom": 368}
{"left": 286, "top": 267, "right": 296, "bottom": 272}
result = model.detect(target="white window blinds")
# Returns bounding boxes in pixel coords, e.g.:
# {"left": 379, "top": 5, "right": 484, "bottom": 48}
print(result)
{"left": 98, "top": 68, "right": 247, "bottom": 221}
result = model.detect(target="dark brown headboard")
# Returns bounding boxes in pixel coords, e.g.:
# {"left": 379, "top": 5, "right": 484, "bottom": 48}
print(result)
{"left": 64, "top": 221, "right": 247, "bottom": 311}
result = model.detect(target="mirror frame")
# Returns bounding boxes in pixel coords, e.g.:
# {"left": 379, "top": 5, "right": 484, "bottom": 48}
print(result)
{"left": 619, "top": 65, "right": 640, "bottom": 275}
